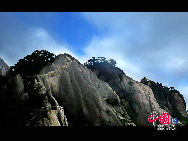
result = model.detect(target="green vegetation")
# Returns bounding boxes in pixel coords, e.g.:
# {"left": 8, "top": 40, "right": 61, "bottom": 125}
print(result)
{"left": 120, "top": 98, "right": 140, "bottom": 126}
{"left": 84, "top": 57, "right": 117, "bottom": 69}
{"left": 124, "top": 105, "right": 135, "bottom": 120}
{"left": 181, "top": 117, "right": 188, "bottom": 125}
{"left": 8, "top": 50, "right": 56, "bottom": 77}
{"left": 8, "top": 50, "right": 56, "bottom": 94}
{"left": 120, "top": 113, "right": 132, "bottom": 125}
{"left": 106, "top": 98, "right": 119, "bottom": 106}
{"left": 128, "top": 81, "right": 133, "bottom": 86}
{"left": 99, "top": 119, "right": 105, "bottom": 126}
{"left": 171, "top": 107, "right": 188, "bottom": 125}
{"left": 118, "top": 73, "right": 123, "bottom": 82}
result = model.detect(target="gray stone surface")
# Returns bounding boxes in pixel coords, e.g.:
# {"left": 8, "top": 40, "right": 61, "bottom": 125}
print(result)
{"left": 35, "top": 54, "right": 125, "bottom": 126}
{"left": 0, "top": 54, "right": 186, "bottom": 126}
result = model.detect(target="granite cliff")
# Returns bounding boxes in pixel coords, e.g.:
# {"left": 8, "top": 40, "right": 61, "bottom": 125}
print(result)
{"left": 0, "top": 51, "right": 187, "bottom": 126}
{"left": 141, "top": 77, "right": 187, "bottom": 124}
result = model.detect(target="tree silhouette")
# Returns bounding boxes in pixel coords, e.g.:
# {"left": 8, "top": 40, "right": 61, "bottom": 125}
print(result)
{"left": 8, "top": 50, "right": 56, "bottom": 93}
{"left": 8, "top": 50, "right": 56, "bottom": 78}
{"left": 84, "top": 57, "right": 117, "bottom": 70}
{"left": 108, "top": 59, "right": 117, "bottom": 67}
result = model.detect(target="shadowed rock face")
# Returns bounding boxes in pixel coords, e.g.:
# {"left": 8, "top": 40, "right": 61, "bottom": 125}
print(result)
{"left": 0, "top": 73, "right": 68, "bottom": 126}
{"left": 171, "top": 93, "right": 187, "bottom": 117}
{"left": 0, "top": 57, "right": 9, "bottom": 76}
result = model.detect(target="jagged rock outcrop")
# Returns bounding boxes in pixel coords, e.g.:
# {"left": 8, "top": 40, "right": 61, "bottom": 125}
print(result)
{"left": 0, "top": 57, "right": 9, "bottom": 76}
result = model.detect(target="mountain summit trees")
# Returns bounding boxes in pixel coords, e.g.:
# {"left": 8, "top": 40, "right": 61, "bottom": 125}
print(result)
{"left": 7, "top": 50, "right": 56, "bottom": 97}
{"left": 8, "top": 50, "right": 56, "bottom": 78}
{"left": 84, "top": 57, "right": 117, "bottom": 70}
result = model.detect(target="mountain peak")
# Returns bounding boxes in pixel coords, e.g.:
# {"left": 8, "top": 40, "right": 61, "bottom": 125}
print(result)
{"left": 0, "top": 52, "right": 187, "bottom": 126}
{"left": 0, "top": 57, "right": 10, "bottom": 76}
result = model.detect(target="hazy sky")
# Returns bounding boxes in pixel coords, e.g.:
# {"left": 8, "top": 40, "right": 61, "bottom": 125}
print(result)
{"left": 0, "top": 12, "right": 188, "bottom": 109}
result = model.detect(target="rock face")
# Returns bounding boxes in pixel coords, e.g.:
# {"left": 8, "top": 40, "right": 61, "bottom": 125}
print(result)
{"left": 171, "top": 93, "right": 187, "bottom": 117}
{"left": 87, "top": 62, "right": 169, "bottom": 125}
{"left": 25, "top": 98, "right": 68, "bottom": 126}
{"left": 0, "top": 53, "right": 187, "bottom": 126}
{"left": 140, "top": 77, "right": 187, "bottom": 120}
{"left": 35, "top": 54, "right": 132, "bottom": 126}
{"left": 0, "top": 57, "right": 9, "bottom": 76}
{"left": 0, "top": 73, "right": 68, "bottom": 126}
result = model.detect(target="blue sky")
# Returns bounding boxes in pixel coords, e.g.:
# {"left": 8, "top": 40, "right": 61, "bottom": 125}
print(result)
{"left": 0, "top": 12, "right": 188, "bottom": 110}
{"left": 11, "top": 12, "right": 99, "bottom": 54}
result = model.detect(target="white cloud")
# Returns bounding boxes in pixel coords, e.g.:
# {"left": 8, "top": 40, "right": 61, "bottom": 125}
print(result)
{"left": 28, "top": 27, "right": 75, "bottom": 56}
{"left": 80, "top": 12, "right": 188, "bottom": 109}
{"left": 0, "top": 12, "right": 78, "bottom": 67}
{"left": 0, "top": 26, "right": 77, "bottom": 66}
{"left": 81, "top": 13, "right": 188, "bottom": 74}
{"left": 27, "top": 27, "right": 84, "bottom": 66}
{"left": 80, "top": 35, "right": 142, "bottom": 81}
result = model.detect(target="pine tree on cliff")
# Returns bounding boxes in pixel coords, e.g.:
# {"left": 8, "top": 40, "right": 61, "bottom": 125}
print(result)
{"left": 84, "top": 57, "right": 117, "bottom": 69}
{"left": 8, "top": 50, "right": 56, "bottom": 94}
{"left": 8, "top": 50, "right": 56, "bottom": 78}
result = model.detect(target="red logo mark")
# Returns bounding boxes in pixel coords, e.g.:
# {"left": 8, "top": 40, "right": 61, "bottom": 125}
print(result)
{"left": 148, "top": 112, "right": 169, "bottom": 124}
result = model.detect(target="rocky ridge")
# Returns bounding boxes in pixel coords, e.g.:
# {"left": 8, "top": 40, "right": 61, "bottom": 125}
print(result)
{"left": 35, "top": 54, "right": 131, "bottom": 126}
{"left": 141, "top": 77, "right": 187, "bottom": 122}
{"left": 0, "top": 53, "right": 187, "bottom": 126}
{"left": 85, "top": 60, "right": 174, "bottom": 125}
